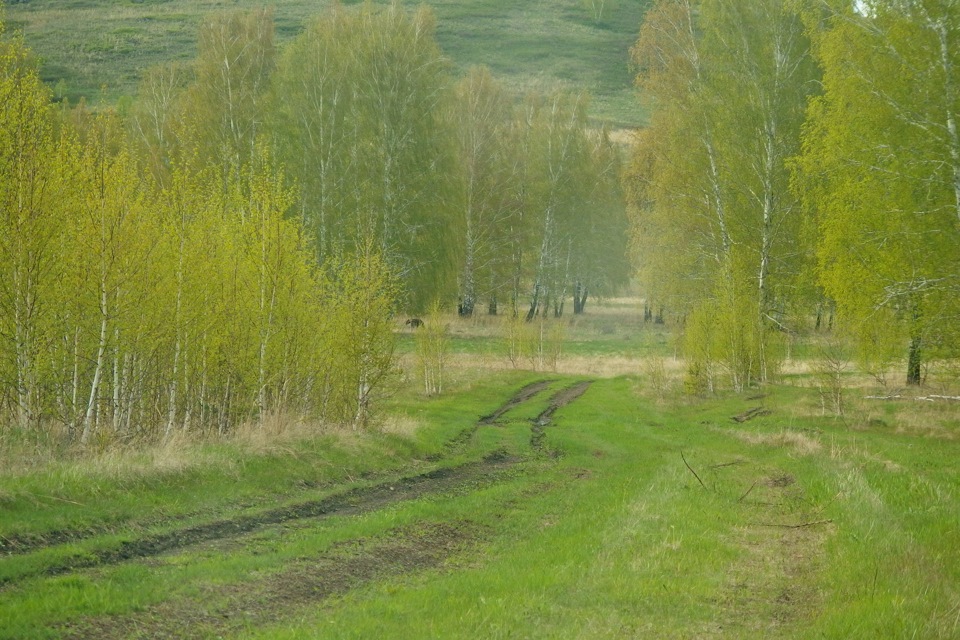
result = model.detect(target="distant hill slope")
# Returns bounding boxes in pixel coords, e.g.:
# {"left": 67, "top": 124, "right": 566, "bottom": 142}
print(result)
{"left": 4, "top": 0, "right": 650, "bottom": 127}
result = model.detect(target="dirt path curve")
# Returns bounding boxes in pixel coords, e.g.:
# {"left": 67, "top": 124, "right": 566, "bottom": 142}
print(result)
{"left": 479, "top": 379, "right": 556, "bottom": 424}
{"left": 53, "top": 379, "right": 595, "bottom": 638}
{"left": 0, "top": 379, "right": 548, "bottom": 560}
{"left": 3, "top": 379, "right": 591, "bottom": 589}
{"left": 2, "top": 453, "right": 516, "bottom": 588}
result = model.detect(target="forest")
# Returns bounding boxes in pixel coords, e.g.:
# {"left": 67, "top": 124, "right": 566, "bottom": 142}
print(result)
{"left": 629, "top": 0, "right": 960, "bottom": 392}
{"left": 3, "top": 0, "right": 960, "bottom": 445}
{"left": 0, "top": 3, "right": 630, "bottom": 444}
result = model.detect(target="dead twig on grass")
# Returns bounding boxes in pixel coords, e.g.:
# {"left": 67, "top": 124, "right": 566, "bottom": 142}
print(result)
{"left": 738, "top": 480, "right": 758, "bottom": 503}
{"left": 681, "top": 451, "right": 707, "bottom": 490}
{"left": 732, "top": 407, "right": 772, "bottom": 423}
{"left": 752, "top": 519, "right": 833, "bottom": 529}
{"left": 709, "top": 459, "right": 746, "bottom": 470}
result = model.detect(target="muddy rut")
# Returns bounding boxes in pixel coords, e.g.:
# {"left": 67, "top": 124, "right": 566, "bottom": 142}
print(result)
{"left": 2, "top": 379, "right": 594, "bottom": 595}
{"left": 62, "top": 521, "right": 483, "bottom": 640}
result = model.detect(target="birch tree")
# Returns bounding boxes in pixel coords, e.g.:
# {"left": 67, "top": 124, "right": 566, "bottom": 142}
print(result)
{"left": 524, "top": 91, "right": 591, "bottom": 320}
{"left": 797, "top": 0, "right": 960, "bottom": 384}
{"left": 452, "top": 66, "right": 518, "bottom": 316}
{"left": 0, "top": 30, "right": 67, "bottom": 429}
{"left": 185, "top": 8, "right": 275, "bottom": 184}
{"left": 271, "top": 2, "right": 459, "bottom": 312}
{"left": 628, "top": 0, "right": 818, "bottom": 389}
{"left": 70, "top": 115, "right": 153, "bottom": 444}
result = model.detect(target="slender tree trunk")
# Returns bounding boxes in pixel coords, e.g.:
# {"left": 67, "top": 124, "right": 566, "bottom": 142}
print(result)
{"left": 461, "top": 187, "right": 476, "bottom": 318}
{"left": 166, "top": 240, "right": 185, "bottom": 439}
{"left": 573, "top": 281, "right": 588, "bottom": 314}
{"left": 13, "top": 270, "right": 36, "bottom": 430}
{"left": 166, "top": 334, "right": 181, "bottom": 440}
{"left": 81, "top": 287, "right": 109, "bottom": 445}
{"left": 112, "top": 327, "right": 121, "bottom": 434}
{"left": 526, "top": 281, "right": 541, "bottom": 322}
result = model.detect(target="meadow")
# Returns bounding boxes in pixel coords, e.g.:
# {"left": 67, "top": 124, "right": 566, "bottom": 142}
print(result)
{"left": 3, "top": 0, "right": 650, "bottom": 127}
{"left": 1, "top": 302, "right": 958, "bottom": 638}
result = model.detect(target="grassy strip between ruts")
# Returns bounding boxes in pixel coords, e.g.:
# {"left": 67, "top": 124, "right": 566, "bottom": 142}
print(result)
{"left": 1, "top": 375, "right": 959, "bottom": 638}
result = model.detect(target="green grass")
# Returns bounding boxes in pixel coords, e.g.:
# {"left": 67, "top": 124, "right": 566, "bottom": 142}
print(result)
{"left": 4, "top": 0, "right": 650, "bottom": 127}
{"left": 2, "top": 367, "right": 959, "bottom": 638}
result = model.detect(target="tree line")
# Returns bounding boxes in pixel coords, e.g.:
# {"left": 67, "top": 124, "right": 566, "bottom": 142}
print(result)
{"left": 131, "top": 4, "right": 629, "bottom": 320}
{"left": 628, "top": 0, "right": 960, "bottom": 389}
{"left": 0, "top": 4, "right": 630, "bottom": 443}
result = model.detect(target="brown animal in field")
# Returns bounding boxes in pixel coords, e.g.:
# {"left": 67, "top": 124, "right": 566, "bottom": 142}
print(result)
{"left": 405, "top": 318, "right": 424, "bottom": 329}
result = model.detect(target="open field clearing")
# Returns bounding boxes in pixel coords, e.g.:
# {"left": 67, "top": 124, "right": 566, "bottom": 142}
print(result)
{"left": 2, "top": 305, "right": 959, "bottom": 639}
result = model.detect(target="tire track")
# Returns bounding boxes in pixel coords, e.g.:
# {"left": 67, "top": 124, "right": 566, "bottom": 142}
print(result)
{"left": 1, "top": 453, "right": 516, "bottom": 588}
{"left": 531, "top": 381, "right": 594, "bottom": 453}
{"left": 2, "top": 379, "right": 582, "bottom": 587}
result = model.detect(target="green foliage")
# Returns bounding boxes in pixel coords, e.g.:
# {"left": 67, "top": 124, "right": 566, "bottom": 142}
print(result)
{"left": 270, "top": 3, "right": 460, "bottom": 311}
{"left": 185, "top": 8, "right": 275, "bottom": 176}
{"left": 318, "top": 246, "right": 401, "bottom": 427}
{"left": 628, "top": 0, "right": 821, "bottom": 390}
{"left": 500, "top": 313, "right": 566, "bottom": 371}
{"left": 0, "top": 26, "right": 407, "bottom": 441}
{"left": 0, "top": 2, "right": 640, "bottom": 446}
{"left": 796, "top": 1, "right": 960, "bottom": 383}
{"left": 682, "top": 273, "right": 783, "bottom": 393}
{"left": 451, "top": 66, "right": 517, "bottom": 317}
{"left": 517, "top": 90, "right": 630, "bottom": 320}
{"left": 813, "top": 333, "right": 850, "bottom": 417}
{"left": 0, "top": 31, "right": 64, "bottom": 430}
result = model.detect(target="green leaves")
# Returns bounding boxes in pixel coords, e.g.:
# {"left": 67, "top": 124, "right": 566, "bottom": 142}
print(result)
{"left": 0, "top": 2, "right": 639, "bottom": 441}
{"left": 270, "top": 3, "right": 459, "bottom": 312}
{"left": 628, "top": 0, "right": 818, "bottom": 388}
{"left": 797, "top": 1, "right": 960, "bottom": 379}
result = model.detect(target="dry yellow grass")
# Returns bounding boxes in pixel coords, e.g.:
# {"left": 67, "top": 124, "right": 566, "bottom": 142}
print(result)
{"left": 730, "top": 428, "right": 823, "bottom": 456}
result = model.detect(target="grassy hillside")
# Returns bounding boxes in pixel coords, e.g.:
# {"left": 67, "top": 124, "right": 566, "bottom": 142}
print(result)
{"left": 3, "top": 0, "right": 650, "bottom": 127}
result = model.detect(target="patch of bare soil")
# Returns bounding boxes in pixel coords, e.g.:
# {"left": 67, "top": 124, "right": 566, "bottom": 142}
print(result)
{"left": 424, "top": 379, "right": 556, "bottom": 462}
{"left": 62, "top": 520, "right": 483, "bottom": 640}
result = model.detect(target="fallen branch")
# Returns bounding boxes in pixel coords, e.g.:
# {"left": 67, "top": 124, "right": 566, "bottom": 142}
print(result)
{"left": 709, "top": 459, "right": 746, "bottom": 469}
{"left": 738, "top": 480, "right": 758, "bottom": 503}
{"left": 752, "top": 519, "right": 833, "bottom": 529}
{"left": 681, "top": 451, "right": 707, "bottom": 490}
{"left": 732, "top": 407, "right": 772, "bottom": 423}
{"left": 866, "top": 394, "right": 960, "bottom": 402}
